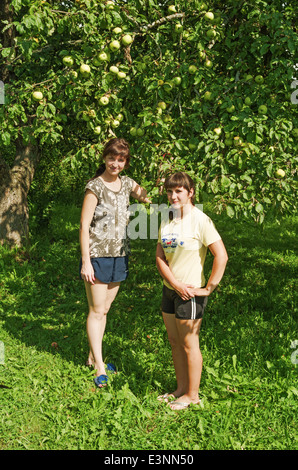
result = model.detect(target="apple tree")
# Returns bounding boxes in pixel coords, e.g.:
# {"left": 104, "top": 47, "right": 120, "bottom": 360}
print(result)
{"left": 0, "top": 0, "right": 297, "bottom": 246}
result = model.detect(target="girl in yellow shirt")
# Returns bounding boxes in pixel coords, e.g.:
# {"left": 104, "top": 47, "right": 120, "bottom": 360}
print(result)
{"left": 156, "top": 172, "right": 228, "bottom": 410}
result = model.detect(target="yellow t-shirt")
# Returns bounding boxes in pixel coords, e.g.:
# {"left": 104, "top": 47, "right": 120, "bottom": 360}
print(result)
{"left": 158, "top": 206, "right": 221, "bottom": 289}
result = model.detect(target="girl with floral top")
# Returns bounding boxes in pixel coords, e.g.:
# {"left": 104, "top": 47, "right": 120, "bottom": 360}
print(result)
{"left": 79, "top": 138, "right": 150, "bottom": 387}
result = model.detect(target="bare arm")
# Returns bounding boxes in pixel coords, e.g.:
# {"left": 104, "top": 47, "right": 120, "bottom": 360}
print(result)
{"left": 156, "top": 242, "right": 195, "bottom": 300}
{"left": 156, "top": 239, "right": 228, "bottom": 300}
{"left": 131, "top": 181, "right": 151, "bottom": 203}
{"left": 79, "top": 189, "right": 98, "bottom": 284}
{"left": 191, "top": 239, "right": 228, "bottom": 296}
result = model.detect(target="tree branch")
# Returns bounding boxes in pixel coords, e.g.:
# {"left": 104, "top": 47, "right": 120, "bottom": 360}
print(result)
{"left": 138, "top": 13, "right": 185, "bottom": 33}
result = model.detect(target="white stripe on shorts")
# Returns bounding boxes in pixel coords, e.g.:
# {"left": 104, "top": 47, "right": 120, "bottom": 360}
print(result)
{"left": 191, "top": 297, "right": 196, "bottom": 320}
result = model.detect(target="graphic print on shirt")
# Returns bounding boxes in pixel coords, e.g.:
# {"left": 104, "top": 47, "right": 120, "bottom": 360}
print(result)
{"left": 161, "top": 232, "right": 180, "bottom": 252}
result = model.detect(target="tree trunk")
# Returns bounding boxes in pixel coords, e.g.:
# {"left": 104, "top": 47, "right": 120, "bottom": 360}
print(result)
{"left": 0, "top": 144, "right": 39, "bottom": 247}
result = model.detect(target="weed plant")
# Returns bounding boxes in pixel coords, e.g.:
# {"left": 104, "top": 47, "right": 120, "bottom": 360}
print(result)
{"left": 0, "top": 203, "right": 297, "bottom": 450}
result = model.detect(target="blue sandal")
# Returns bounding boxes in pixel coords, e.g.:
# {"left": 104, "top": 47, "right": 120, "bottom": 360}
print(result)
{"left": 94, "top": 374, "right": 109, "bottom": 388}
{"left": 106, "top": 363, "right": 117, "bottom": 374}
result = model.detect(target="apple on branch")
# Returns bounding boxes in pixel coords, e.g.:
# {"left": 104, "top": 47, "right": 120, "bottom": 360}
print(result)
{"left": 117, "top": 71, "right": 126, "bottom": 79}
{"left": 258, "top": 105, "right": 267, "bottom": 115}
{"left": 99, "top": 96, "right": 109, "bottom": 106}
{"left": 255, "top": 75, "right": 264, "bottom": 84}
{"left": 98, "top": 51, "right": 109, "bottom": 62}
{"left": 32, "top": 91, "right": 43, "bottom": 101}
{"left": 122, "top": 34, "right": 133, "bottom": 46}
{"left": 275, "top": 169, "right": 285, "bottom": 178}
{"left": 204, "top": 12, "right": 214, "bottom": 21}
{"left": 175, "top": 23, "right": 183, "bottom": 33}
{"left": 188, "top": 65, "right": 197, "bottom": 74}
{"left": 80, "top": 64, "right": 91, "bottom": 75}
{"left": 109, "top": 65, "right": 119, "bottom": 74}
{"left": 109, "top": 40, "right": 121, "bottom": 52}
{"left": 63, "top": 56, "right": 74, "bottom": 66}
{"left": 168, "top": 5, "right": 176, "bottom": 13}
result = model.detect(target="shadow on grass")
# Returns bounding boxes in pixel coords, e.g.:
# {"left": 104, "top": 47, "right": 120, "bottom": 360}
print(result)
{"left": 0, "top": 206, "right": 297, "bottom": 394}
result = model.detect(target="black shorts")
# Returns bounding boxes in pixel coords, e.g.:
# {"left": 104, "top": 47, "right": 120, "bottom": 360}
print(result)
{"left": 161, "top": 285, "right": 208, "bottom": 320}
{"left": 79, "top": 256, "right": 129, "bottom": 283}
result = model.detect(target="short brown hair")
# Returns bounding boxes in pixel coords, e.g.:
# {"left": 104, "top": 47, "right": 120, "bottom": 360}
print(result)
{"left": 164, "top": 172, "right": 196, "bottom": 205}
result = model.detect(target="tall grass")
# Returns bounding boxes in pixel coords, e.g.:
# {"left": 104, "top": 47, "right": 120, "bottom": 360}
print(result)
{"left": 0, "top": 203, "right": 297, "bottom": 450}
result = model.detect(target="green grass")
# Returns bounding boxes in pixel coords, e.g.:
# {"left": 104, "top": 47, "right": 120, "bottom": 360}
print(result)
{"left": 0, "top": 203, "right": 297, "bottom": 450}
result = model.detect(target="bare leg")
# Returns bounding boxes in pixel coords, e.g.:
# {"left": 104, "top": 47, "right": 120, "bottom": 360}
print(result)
{"left": 162, "top": 312, "right": 188, "bottom": 398}
{"left": 84, "top": 280, "right": 120, "bottom": 377}
{"left": 169, "top": 318, "right": 203, "bottom": 409}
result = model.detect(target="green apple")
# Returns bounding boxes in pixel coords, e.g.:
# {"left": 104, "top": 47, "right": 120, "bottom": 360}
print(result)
{"left": 113, "top": 27, "right": 122, "bottom": 35}
{"left": 63, "top": 56, "right": 74, "bottom": 66}
{"left": 80, "top": 64, "right": 90, "bottom": 75}
{"left": 292, "top": 128, "right": 298, "bottom": 137}
{"left": 206, "top": 29, "right": 216, "bottom": 39}
{"left": 111, "top": 119, "right": 120, "bottom": 128}
{"left": 198, "top": 51, "right": 206, "bottom": 60}
{"left": 70, "top": 70, "right": 78, "bottom": 79}
{"left": 117, "top": 71, "right": 126, "bottom": 79}
{"left": 258, "top": 105, "right": 267, "bottom": 114}
{"left": 188, "top": 65, "right": 197, "bottom": 74}
{"left": 109, "top": 40, "right": 121, "bottom": 52}
{"left": 116, "top": 113, "right": 124, "bottom": 122}
{"left": 245, "top": 74, "right": 253, "bottom": 81}
{"left": 130, "top": 127, "right": 137, "bottom": 136}
{"left": 98, "top": 51, "right": 109, "bottom": 62}
{"left": 255, "top": 75, "right": 264, "bottom": 84}
{"left": 205, "top": 59, "right": 213, "bottom": 68}
{"left": 275, "top": 168, "right": 285, "bottom": 178}
{"left": 213, "top": 127, "right": 222, "bottom": 135}
{"left": 224, "top": 138, "right": 233, "bottom": 146}
{"left": 105, "top": 1, "right": 114, "bottom": 9}
{"left": 158, "top": 79, "right": 164, "bottom": 86}
{"left": 175, "top": 23, "right": 183, "bottom": 33}
{"left": 227, "top": 104, "right": 235, "bottom": 113}
{"left": 168, "top": 5, "right": 176, "bottom": 13}
{"left": 172, "top": 76, "right": 182, "bottom": 85}
{"left": 109, "top": 65, "right": 119, "bottom": 74}
{"left": 244, "top": 97, "right": 252, "bottom": 105}
{"left": 204, "top": 91, "right": 212, "bottom": 101}
{"left": 122, "top": 34, "right": 133, "bottom": 46}
{"left": 204, "top": 12, "right": 214, "bottom": 21}
{"left": 157, "top": 101, "right": 167, "bottom": 110}
{"left": 32, "top": 91, "right": 43, "bottom": 101}
{"left": 94, "top": 126, "right": 101, "bottom": 135}
{"left": 99, "top": 96, "right": 109, "bottom": 106}
{"left": 136, "top": 128, "right": 144, "bottom": 136}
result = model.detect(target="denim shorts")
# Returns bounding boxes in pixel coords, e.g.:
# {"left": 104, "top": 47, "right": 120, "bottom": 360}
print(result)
{"left": 161, "top": 285, "right": 208, "bottom": 320}
{"left": 79, "top": 256, "right": 129, "bottom": 283}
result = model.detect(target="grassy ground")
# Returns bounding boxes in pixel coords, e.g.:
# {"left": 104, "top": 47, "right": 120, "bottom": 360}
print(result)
{"left": 0, "top": 203, "right": 297, "bottom": 450}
